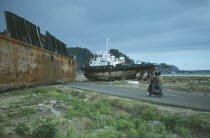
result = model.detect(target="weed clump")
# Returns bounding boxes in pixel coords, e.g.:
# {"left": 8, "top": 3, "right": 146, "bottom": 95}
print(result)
{"left": 20, "top": 107, "right": 36, "bottom": 116}
{"left": 161, "top": 114, "right": 181, "bottom": 130}
{"left": 14, "top": 123, "right": 30, "bottom": 135}
{"left": 66, "top": 127, "right": 85, "bottom": 138}
{"left": 94, "top": 129, "right": 123, "bottom": 137}
{"left": 70, "top": 91, "right": 86, "bottom": 99}
{"left": 0, "top": 126, "right": 5, "bottom": 137}
{"left": 66, "top": 98, "right": 114, "bottom": 119}
{"left": 0, "top": 115, "right": 5, "bottom": 122}
{"left": 32, "top": 118, "right": 57, "bottom": 138}
{"left": 116, "top": 119, "right": 135, "bottom": 132}
{"left": 31, "top": 87, "right": 51, "bottom": 94}
{"left": 174, "top": 126, "right": 191, "bottom": 137}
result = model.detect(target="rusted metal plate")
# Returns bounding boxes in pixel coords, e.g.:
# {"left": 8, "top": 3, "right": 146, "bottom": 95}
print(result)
{"left": 0, "top": 34, "right": 76, "bottom": 89}
{"left": 4, "top": 11, "right": 70, "bottom": 57}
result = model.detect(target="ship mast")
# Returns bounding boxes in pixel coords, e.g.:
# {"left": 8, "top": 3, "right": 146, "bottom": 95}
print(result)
{"left": 106, "top": 38, "right": 111, "bottom": 54}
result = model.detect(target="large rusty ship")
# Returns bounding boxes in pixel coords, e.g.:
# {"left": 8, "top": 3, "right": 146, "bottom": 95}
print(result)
{"left": 81, "top": 39, "right": 156, "bottom": 81}
{"left": 0, "top": 11, "right": 76, "bottom": 92}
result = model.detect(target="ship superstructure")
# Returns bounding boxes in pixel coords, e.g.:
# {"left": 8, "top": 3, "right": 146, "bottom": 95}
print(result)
{"left": 90, "top": 39, "right": 125, "bottom": 67}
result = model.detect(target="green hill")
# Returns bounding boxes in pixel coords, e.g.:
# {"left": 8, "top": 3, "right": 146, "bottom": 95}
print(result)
{"left": 157, "top": 63, "right": 179, "bottom": 73}
{"left": 110, "top": 49, "right": 134, "bottom": 64}
{"left": 67, "top": 47, "right": 93, "bottom": 72}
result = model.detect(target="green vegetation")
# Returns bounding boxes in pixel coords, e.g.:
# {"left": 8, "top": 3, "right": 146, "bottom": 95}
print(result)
{"left": 66, "top": 98, "right": 114, "bottom": 119}
{"left": 32, "top": 118, "right": 57, "bottom": 138}
{"left": 111, "top": 82, "right": 126, "bottom": 86}
{"left": 65, "top": 127, "right": 85, "bottom": 138}
{"left": 162, "top": 76, "right": 210, "bottom": 95}
{"left": 0, "top": 85, "right": 209, "bottom": 137}
{"left": 15, "top": 123, "right": 30, "bottom": 135}
{"left": 0, "top": 115, "right": 5, "bottom": 122}
{"left": 157, "top": 63, "right": 179, "bottom": 72}
{"left": 158, "top": 63, "right": 172, "bottom": 72}
{"left": 67, "top": 47, "right": 93, "bottom": 72}
{"left": 100, "top": 98, "right": 210, "bottom": 137}
{"left": 110, "top": 49, "right": 134, "bottom": 64}
{"left": 0, "top": 126, "right": 4, "bottom": 137}
{"left": 20, "top": 107, "right": 36, "bottom": 116}
{"left": 188, "top": 82, "right": 210, "bottom": 86}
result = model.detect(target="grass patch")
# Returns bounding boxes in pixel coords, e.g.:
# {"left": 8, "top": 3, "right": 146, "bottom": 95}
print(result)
{"left": 66, "top": 98, "right": 114, "bottom": 119}
{"left": 32, "top": 118, "right": 57, "bottom": 138}
{"left": 30, "top": 87, "right": 53, "bottom": 94}
{"left": 116, "top": 119, "right": 135, "bottom": 132}
{"left": 65, "top": 96, "right": 173, "bottom": 137}
{"left": 20, "top": 107, "right": 36, "bottom": 116}
{"left": 0, "top": 126, "right": 5, "bottom": 137}
{"left": 174, "top": 126, "right": 191, "bottom": 137}
{"left": 70, "top": 91, "right": 87, "bottom": 99}
{"left": 65, "top": 127, "right": 86, "bottom": 138}
{"left": 14, "top": 123, "right": 30, "bottom": 135}
{"left": 101, "top": 97, "right": 203, "bottom": 137}
{"left": 9, "top": 104, "right": 21, "bottom": 108}
{"left": 1, "top": 85, "right": 210, "bottom": 137}
{"left": 37, "top": 90, "right": 61, "bottom": 97}
{"left": 4, "top": 120, "right": 14, "bottom": 127}
{"left": 112, "top": 82, "right": 126, "bottom": 86}
{"left": 188, "top": 82, "right": 210, "bottom": 86}
{"left": 93, "top": 129, "right": 120, "bottom": 138}
{"left": 0, "top": 115, "right": 6, "bottom": 122}
{"left": 161, "top": 114, "right": 181, "bottom": 130}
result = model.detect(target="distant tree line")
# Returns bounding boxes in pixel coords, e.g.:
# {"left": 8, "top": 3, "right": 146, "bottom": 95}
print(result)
{"left": 67, "top": 47, "right": 93, "bottom": 72}
{"left": 157, "top": 63, "right": 171, "bottom": 72}
{"left": 157, "top": 63, "right": 179, "bottom": 72}
{"left": 110, "top": 49, "right": 134, "bottom": 64}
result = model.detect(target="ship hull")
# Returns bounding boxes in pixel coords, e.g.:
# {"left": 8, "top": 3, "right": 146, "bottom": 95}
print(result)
{"left": 81, "top": 64, "right": 156, "bottom": 81}
{"left": 84, "top": 70, "right": 137, "bottom": 80}
{"left": 0, "top": 34, "right": 76, "bottom": 92}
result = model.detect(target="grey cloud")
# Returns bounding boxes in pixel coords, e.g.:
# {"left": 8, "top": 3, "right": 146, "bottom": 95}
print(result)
{"left": 0, "top": 0, "right": 210, "bottom": 69}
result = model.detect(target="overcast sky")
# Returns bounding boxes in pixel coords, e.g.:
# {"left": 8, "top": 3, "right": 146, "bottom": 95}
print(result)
{"left": 0, "top": 0, "right": 210, "bottom": 70}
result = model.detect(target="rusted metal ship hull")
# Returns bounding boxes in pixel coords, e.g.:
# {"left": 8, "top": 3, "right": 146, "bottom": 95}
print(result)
{"left": 84, "top": 70, "right": 137, "bottom": 80}
{"left": 0, "top": 34, "right": 76, "bottom": 92}
{"left": 0, "top": 11, "right": 76, "bottom": 92}
{"left": 81, "top": 64, "right": 156, "bottom": 81}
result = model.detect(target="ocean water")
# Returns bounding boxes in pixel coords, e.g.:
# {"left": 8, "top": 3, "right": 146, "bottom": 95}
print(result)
{"left": 162, "top": 72, "right": 210, "bottom": 76}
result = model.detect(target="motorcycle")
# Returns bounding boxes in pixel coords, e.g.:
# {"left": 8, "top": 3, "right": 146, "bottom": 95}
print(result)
{"left": 147, "top": 84, "right": 163, "bottom": 97}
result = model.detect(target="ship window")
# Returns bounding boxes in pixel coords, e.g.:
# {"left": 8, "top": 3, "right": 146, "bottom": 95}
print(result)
{"left": 72, "top": 61, "right": 75, "bottom": 65}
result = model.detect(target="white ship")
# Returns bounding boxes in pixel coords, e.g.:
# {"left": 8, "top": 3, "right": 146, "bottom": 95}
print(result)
{"left": 81, "top": 39, "right": 156, "bottom": 81}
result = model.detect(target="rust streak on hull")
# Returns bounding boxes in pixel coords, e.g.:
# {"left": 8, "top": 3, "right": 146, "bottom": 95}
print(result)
{"left": 0, "top": 34, "right": 76, "bottom": 92}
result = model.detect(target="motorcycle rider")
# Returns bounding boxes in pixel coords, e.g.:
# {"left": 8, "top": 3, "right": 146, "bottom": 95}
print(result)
{"left": 152, "top": 72, "right": 164, "bottom": 94}
{"left": 148, "top": 72, "right": 157, "bottom": 92}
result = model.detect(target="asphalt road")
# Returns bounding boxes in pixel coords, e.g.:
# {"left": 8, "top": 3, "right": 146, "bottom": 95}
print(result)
{"left": 68, "top": 82, "right": 210, "bottom": 112}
